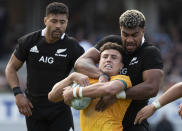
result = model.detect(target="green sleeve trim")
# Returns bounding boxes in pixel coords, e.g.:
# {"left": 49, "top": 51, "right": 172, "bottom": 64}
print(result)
{"left": 115, "top": 79, "right": 128, "bottom": 91}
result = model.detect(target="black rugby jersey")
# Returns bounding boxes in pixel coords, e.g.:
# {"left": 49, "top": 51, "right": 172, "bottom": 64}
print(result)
{"left": 14, "top": 30, "right": 84, "bottom": 106}
{"left": 121, "top": 42, "right": 163, "bottom": 129}
{"left": 95, "top": 40, "right": 163, "bottom": 129}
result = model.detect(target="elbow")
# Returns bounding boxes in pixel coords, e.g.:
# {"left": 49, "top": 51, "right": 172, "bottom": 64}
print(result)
{"left": 105, "top": 85, "right": 119, "bottom": 96}
{"left": 104, "top": 81, "right": 123, "bottom": 96}
{"left": 5, "top": 64, "right": 11, "bottom": 76}
{"left": 48, "top": 92, "right": 58, "bottom": 103}
{"left": 74, "top": 58, "right": 81, "bottom": 71}
{"left": 148, "top": 85, "right": 159, "bottom": 98}
{"left": 48, "top": 92, "right": 54, "bottom": 102}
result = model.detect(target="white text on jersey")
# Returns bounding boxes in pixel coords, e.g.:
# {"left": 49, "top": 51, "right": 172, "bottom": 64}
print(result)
{"left": 39, "top": 56, "right": 54, "bottom": 64}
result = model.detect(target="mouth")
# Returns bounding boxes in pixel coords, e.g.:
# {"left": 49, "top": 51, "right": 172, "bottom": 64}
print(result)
{"left": 104, "top": 64, "right": 112, "bottom": 70}
{"left": 53, "top": 30, "right": 62, "bottom": 35}
{"left": 125, "top": 43, "right": 136, "bottom": 51}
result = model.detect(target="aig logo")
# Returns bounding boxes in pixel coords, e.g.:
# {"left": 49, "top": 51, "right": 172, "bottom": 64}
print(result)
{"left": 39, "top": 56, "right": 54, "bottom": 64}
{"left": 120, "top": 68, "right": 127, "bottom": 75}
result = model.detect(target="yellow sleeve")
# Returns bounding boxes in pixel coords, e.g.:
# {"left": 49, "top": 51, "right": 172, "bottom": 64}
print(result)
{"left": 110, "top": 75, "right": 132, "bottom": 88}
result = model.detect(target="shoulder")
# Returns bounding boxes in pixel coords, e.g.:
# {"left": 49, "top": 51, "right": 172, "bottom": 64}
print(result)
{"left": 65, "top": 34, "right": 84, "bottom": 52}
{"left": 111, "top": 75, "right": 130, "bottom": 80}
{"left": 142, "top": 42, "right": 160, "bottom": 52}
{"left": 65, "top": 35, "right": 79, "bottom": 45}
{"left": 141, "top": 42, "right": 161, "bottom": 55}
{"left": 18, "top": 30, "right": 41, "bottom": 44}
{"left": 111, "top": 75, "right": 132, "bottom": 87}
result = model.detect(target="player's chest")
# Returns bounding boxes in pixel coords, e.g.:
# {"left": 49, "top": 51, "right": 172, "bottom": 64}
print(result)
{"left": 121, "top": 55, "right": 143, "bottom": 76}
{"left": 27, "top": 44, "right": 72, "bottom": 68}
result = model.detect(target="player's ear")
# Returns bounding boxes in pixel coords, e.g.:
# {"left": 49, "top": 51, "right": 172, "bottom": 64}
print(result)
{"left": 44, "top": 17, "right": 48, "bottom": 26}
{"left": 120, "top": 63, "right": 124, "bottom": 70}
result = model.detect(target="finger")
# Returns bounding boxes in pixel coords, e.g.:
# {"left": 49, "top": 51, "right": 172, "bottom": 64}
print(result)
{"left": 28, "top": 101, "right": 33, "bottom": 108}
{"left": 134, "top": 115, "right": 140, "bottom": 125}
{"left": 139, "top": 116, "right": 145, "bottom": 124}
{"left": 80, "top": 81, "right": 85, "bottom": 87}
{"left": 100, "top": 104, "right": 107, "bottom": 112}
{"left": 25, "top": 106, "right": 32, "bottom": 116}
{"left": 83, "top": 78, "right": 90, "bottom": 86}
{"left": 83, "top": 80, "right": 88, "bottom": 87}
{"left": 95, "top": 99, "right": 104, "bottom": 111}
{"left": 19, "top": 107, "right": 26, "bottom": 116}
{"left": 19, "top": 107, "right": 24, "bottom": 114}
{"left": 23, "top": 108, "right": 29, "bottom": 116}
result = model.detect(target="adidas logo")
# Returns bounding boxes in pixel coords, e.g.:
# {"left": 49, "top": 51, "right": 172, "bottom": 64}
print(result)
{"left": 30, "top": 45, "right": 39, "bottom": 53}
{"left": 55, "top": 48, "right": 67, "bottom": 57}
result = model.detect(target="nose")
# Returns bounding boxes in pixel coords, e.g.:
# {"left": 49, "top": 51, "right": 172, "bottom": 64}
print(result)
{"left": 106, "top": 56, "right": 112, "bottom": 62}
{"left": 126, "top": 36, "right": 134, "bottom": 43}
{"left": 56, "top": 22, "right": 61, "bottom": 28}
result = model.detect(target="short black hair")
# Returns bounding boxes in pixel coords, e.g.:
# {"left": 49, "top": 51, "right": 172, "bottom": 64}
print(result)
{"left": 97, "top": 35, "right": 122, "bottom": 46}
{"left": 46, "top": 2, "right": 69, "bottom": 17}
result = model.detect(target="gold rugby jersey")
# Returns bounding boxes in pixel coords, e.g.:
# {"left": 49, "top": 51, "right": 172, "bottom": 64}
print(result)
{"left": 80, "top": 75, "right": 132, "bottom": 131}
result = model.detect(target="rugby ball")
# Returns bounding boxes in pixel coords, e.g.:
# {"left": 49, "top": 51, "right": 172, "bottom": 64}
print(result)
{"left": 71, "top": 82, "right": 91, "bottom": 110}
{"left": 71, "top": 97, "right": 91, "bottom": 110}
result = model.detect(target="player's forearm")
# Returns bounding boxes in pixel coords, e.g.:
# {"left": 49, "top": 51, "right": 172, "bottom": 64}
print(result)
{"left": 48, "top": 76, "right": 72, "bottom": 102}
{"left": 5, "top": 65, "right": 20, "bottom": 89}
{"left": 83, "top": 81, "right": 123, "bottom": 98}
{"left": 82, "top": 83, "right": 110, "bottom": 98}
{"left": 126, "top": 69, "right": 163, "bottom": 100}
{"left": 74, "top": 48, "right": 101, "bottom": 79}
{"left": 74, "top": 58, "right": 101, "bottom": 79}
{"left": 158, "top": 82, "right": 182, "bottom": 106}
{"left": 126, "top": 82, "right": 159, "bottom": 100}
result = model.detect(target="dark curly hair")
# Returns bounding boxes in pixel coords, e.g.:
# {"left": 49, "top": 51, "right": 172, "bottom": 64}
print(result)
{"left": 119, "top": 9, "right": 145, "bottom": 28}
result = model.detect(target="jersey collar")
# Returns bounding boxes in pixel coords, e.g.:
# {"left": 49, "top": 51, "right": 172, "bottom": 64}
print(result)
{"left": 41, "top": 28, "right": 65, "bottom": 40}
{"left": 141, "top": 36, "right": 145, "bottom": 46}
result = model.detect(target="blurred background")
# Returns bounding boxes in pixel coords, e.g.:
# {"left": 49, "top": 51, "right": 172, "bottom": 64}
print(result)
{"left": 0, "top": 0, "right": 182, "bottom": 131}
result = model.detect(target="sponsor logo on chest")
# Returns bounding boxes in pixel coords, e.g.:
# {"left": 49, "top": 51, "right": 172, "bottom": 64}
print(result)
{"left": 30, "top": 45, "right": 39, "bottom": 53}
{"left": 129, "top": 57, "right": 138, "bottom": 65}
{"left": 55, "top": 48, "right": 67, "bottom": 57}
{"left": 39, "top": 56, "right": 54, "bottom": 64}
{"left": 30, "top": 46, "right": 67, "bottom": 64}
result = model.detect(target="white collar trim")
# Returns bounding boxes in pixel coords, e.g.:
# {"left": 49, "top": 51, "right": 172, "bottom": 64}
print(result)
{"left": 141, "top": 36, "right": 145, "bottom": 46}
{"left": 41, "top": 28, "right": 65, "bottom": 40}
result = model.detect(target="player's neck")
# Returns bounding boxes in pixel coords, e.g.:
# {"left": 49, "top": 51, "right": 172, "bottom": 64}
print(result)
{"left": 45, "top": 33, "right": 59, "bottom": 44}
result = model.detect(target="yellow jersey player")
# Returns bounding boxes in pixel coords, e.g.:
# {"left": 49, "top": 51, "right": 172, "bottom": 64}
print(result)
{"left": 48, "top": 41, "right": 132, "bottom": 131}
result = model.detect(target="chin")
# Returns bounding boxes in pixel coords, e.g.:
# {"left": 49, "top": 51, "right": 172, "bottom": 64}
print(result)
{"left": 103, "top": 71, "right": 112, "bottom": 76}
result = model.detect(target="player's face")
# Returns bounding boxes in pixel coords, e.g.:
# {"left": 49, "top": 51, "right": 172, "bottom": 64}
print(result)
{"left": 99, "top": 49, "right": 123, "bottom": 76}
{"left": 120, "top": 26, "right": 144, "bottom": 53}
{"left": 44, "top": 14, "right": 68, "bottom": 40}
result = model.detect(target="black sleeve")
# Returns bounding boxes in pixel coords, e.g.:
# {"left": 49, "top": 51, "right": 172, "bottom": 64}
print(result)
{"left": 94, "top": 42, "right": 104, "bottom": 51}
{"left": 94, "top": 35, "right": 122, "bottom": 50}
{"left": 142, "top": 46, "right": 163, "bottom": 71}
{"left": 14, "top": 37, "right": 29, "bottom": 62}
{"left": 72, "top": 41, "right": 85, "bottom": 65}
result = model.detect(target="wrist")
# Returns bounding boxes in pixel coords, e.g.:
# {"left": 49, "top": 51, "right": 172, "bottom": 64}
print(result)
{"left": 72, "top": 85, "right": 83, "bottom": 98}
{"left": 12, "top": 86, "right": 23, "bottom": 96}
{"left": 152, "top": 100, "right": 161, "bottom": 110}
{"left": 151, "top": 104, "right": 157, "bottom": 112}
{"left": 69, "top": 72, "right": 76, "bottom": 82}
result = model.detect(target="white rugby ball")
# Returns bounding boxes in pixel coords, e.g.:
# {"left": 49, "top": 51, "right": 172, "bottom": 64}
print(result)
{"left": 71, "top": 97, "right": 91, "bottom": 110}
{"left": 71, "top": 82, "right": 91, "bottom": 110}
